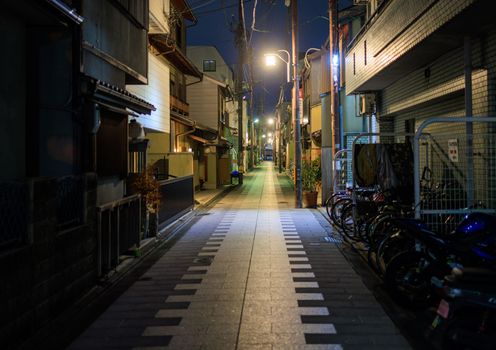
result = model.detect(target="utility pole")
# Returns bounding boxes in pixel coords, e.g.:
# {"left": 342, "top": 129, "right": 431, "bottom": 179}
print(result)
{"left": 248, "top": 47, "right": 255, "bottom": 169}
{"left": 291, "top": 0, "right": 302, "bottom": 208}
{"left": 322, "top": 0, "right": 338, "bottom": 205}
{"left": 236, "top": 0, "right": 245, "bottom": 176}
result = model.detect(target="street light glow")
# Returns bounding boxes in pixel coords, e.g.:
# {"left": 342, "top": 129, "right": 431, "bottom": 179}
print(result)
{"left": 254, "top": 118, "right": 259, "bottom": 123}
{"left": 267, "top": 118, "right": 274, "bottom": 125}
{"left": 333, "top": 54, "right": 339, "bottom": 66}
{"left": 268, "top": 132, "right": 273, "bottom": 137}
{"left": 262, "top": 134, "right": 266, "bottom": 138}
{"left": 265, "top": 54, "right": 277, "bottom": 67}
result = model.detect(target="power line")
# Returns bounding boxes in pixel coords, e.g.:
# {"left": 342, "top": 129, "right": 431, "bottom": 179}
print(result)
{"left": 193, "top": 0, "right": 253, "bottom": 17}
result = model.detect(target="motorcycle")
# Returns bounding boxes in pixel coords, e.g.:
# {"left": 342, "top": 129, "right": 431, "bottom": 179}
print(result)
{"left": 382, "top": 212, "right": 496, "bottom": 308}
{"left": 430, "top": 267, "right": 496, "bottom": 350}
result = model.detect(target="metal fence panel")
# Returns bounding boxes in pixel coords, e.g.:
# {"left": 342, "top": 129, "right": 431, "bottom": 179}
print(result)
{"left": 414, "top": 117, "right": 496, "bottom": 233}
{"left": 97, "top": 194, "right": 141, "bottom": 277}
{"left": 333, "top": 149, "right": 351, "bottom": 193}
{"left": 158, "top": 175, "right": 194, "bottom": 230}
{"left": 0, "top": 181, "right": 28, "bottom": 249}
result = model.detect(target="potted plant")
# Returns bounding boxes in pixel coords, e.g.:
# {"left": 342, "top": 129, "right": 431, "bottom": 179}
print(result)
{"left": 302, "top": 156, "right": 321, "bottom": 208}
{"left": 133, "top": 165, "right": 161, "bottom": 238}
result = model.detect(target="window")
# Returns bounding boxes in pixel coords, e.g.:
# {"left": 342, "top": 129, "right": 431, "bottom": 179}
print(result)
{"left": 203, "top": 60, "right": 216, "bottom": 72}
{"left": 353, "top": 53, "right": 356, "bottom": 75}
{"left": 364, "top": 40, "right": 367, "bottom": 65}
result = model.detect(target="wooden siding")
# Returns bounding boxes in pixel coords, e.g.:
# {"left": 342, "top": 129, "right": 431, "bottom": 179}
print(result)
{"left": 127, "top": 54, "right": 170, "bottom": 133}
{"left": 150, "top": 0, "right": 170, "bottom": 33}
{"left": 187, "top": 79, "right": 219, "bottom": 130}
{"left": 81, "top": 0, "right": 148, "bottom": 84}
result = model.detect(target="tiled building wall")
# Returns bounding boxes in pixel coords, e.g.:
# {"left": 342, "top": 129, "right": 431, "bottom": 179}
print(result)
{"left": 377, "top": 28, "right": 496, "bottom": 214}
{"left": 345, "top": 0, "right": 475, "bottom": 93}
{"left": 380, "top": 29, "right": 496, "bottom": 131}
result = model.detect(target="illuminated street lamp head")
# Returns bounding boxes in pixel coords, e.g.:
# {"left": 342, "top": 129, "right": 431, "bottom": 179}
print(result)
{"left": 267, "top": 118, "right": 274, "bottom": 125}
{"left": 264, "top": 54, "right": 278, "bottom": 67}
{"left": 262, "top": 134, "right": 266, "bottom": 138}
{"left": 254, "top": 118, "right": 259, "bottom": 123}
{"left": 268, "top": 132, "right": 273, "bottom": 137}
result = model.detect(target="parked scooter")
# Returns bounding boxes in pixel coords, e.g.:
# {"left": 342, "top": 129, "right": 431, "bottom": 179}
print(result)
{"left": 430, "top": 267, "right": 496, "bottom": 350}
{"left": 382, "top": 212, "right": 496, "bottom": 308}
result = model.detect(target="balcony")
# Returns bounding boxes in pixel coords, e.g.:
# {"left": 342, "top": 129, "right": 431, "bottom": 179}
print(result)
{"left": 345, "top": 0, "right": 493, "bottom": 94}
{"left": 170, "top": 95, "right": 190, "bottom": 116}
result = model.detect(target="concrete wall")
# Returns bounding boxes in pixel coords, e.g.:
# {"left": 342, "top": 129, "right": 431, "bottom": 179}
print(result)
{"left": 204, "top": 152, "right": 217, "bottom": 189}
{"left": 187, "top": 46, "right": 234, "bottom": 88}
{"left": 167, "top": 152, "right": 194, "bottom": 177}
{"left": 147, "top": 131, "right": 171, "bottom": 158}
{"left": 0, "top": 174, "right": 97, "bottom": 349}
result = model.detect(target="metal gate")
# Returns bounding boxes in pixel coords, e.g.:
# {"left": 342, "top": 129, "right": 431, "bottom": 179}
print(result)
{"left": 413, "top": 117, "right": 496, "bottom": 233}
{"left": 333, "top": 149, "right": 351, "bottom": 193}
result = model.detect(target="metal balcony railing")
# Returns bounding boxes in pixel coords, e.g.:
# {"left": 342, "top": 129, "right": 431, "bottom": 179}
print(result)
{"left": 96, "top": 194, "right": 141, "bottom": 277}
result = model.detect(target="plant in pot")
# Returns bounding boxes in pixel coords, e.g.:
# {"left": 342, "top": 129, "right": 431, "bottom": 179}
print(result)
{"left": 133, "top": 165, "right": 161, "bottom": 238}
{"left": 302, "top": 156, "right": 321, "bottom": 208}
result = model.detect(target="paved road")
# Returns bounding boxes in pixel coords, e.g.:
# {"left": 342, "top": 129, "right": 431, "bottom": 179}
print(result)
{"left": 68, "top": 163, "right": 412, "bottom": 350}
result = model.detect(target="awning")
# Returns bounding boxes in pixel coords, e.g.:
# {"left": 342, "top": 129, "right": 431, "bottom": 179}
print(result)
{"left": 149, "top": 35, "right": 202, "bottom": 79}
{"left": 81, "top": 76, "right": 156, "bottom": 115}
{"left": 188, "top": 134, "right": 208, "bottom": 144}
{"left": 194, "top": 123, "right": 218, "bottom": 141}
{"left": 45, "top": 0, "right": 84, "bottom": 24}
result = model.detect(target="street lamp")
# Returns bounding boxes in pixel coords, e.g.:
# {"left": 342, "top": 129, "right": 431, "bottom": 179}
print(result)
{"left": 264, "top": 42, "right": 302, "bottom": 207}
{"left": 267, "top": 117, "right": 274, "bottom": 125}
{"left": 264, "top": 50, "right": 291, "bottom": 83}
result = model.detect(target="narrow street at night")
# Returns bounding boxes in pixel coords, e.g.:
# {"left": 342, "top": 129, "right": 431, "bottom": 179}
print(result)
{"left": 3, "top": 0, "right": 496, "bottom": 349}
{"left": 67, "top": 163, "right": 411, "bottom": 350}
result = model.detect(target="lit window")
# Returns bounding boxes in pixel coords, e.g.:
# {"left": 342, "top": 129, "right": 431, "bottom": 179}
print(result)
{"left": 203, "top": 60, "right": 216, "bottom": 72}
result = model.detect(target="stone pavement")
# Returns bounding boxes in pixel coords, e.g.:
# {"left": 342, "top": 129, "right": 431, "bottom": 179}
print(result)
{"left": 68, "top": 163, "right": 412, "bottom": 350}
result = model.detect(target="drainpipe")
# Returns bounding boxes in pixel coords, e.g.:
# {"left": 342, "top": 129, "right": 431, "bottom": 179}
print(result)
{"left": 465, "top": 36, "right": 474, "bottom": 207}
{"left": 175, "top": 123, "right": 196, "bottom": 151}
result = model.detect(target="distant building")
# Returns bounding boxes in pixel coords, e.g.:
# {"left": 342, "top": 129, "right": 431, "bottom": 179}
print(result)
{"left": 187, "top": 46, "right": 238, "bottom": 189}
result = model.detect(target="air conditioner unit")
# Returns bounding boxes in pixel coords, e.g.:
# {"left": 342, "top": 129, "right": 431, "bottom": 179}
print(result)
{"left": 359, "top": 93, "right": 376, "bottom": 116}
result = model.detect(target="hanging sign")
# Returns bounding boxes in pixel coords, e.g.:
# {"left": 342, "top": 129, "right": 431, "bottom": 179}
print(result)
{"left": 448, "top": 139, "right": 459, "bottom": 162}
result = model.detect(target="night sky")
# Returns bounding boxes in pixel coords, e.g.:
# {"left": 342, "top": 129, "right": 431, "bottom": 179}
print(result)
{"left": 187, "top": 0, "right": 331, "bottom": 118}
